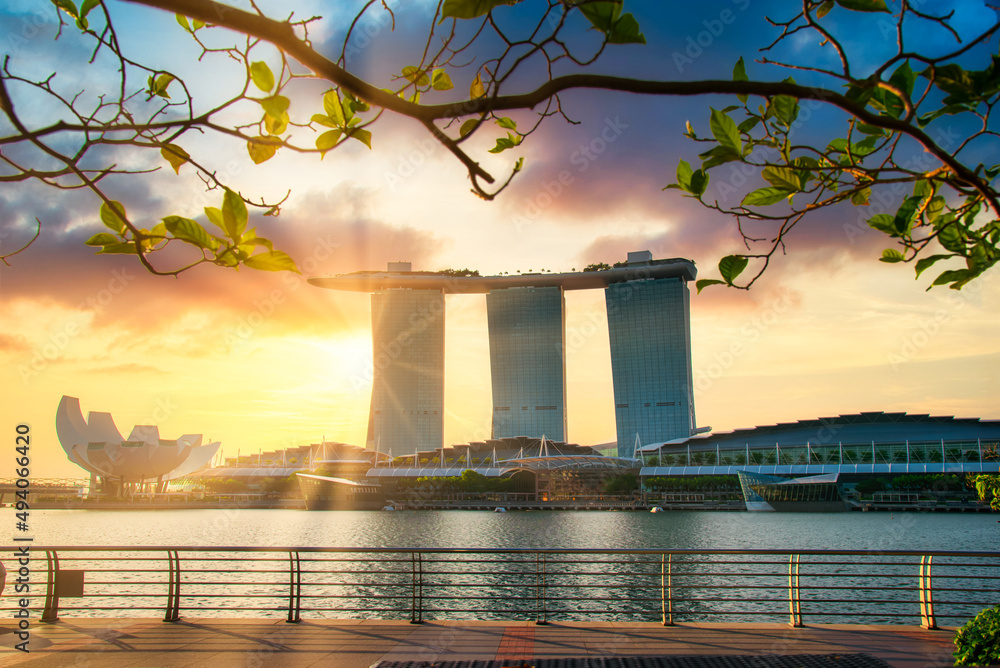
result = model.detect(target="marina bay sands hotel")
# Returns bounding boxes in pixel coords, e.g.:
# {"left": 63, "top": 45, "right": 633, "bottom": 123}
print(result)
{"left": 309, "top": 251, "right": 699, "bottom": 459}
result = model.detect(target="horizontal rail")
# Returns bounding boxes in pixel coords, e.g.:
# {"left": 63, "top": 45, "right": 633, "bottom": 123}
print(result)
{"left": 3, "top": 547, "right": 996, "bottom": 627}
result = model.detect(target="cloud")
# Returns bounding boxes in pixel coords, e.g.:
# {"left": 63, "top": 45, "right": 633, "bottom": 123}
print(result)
{"left": 1, "top": 177, "right": 448, "bottom": 362}
{"left": 0, "top": 333, "right": 30, "bottom": 353}
{"left": 90, "top": 362, "right": 162, "bottom": 374}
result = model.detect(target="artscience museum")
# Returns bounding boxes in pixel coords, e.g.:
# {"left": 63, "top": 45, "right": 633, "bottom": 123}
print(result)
{"left": 56, "top": 396, "right": 220, "bottom": 497}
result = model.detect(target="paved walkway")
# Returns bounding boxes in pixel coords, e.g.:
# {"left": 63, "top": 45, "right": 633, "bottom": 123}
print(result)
{"left": 0, "top": 619, "right": 958, "bottom": 668}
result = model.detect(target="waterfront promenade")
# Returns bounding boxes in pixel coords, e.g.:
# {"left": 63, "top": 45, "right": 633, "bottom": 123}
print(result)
{"left": 0, "top": 619, "right": 959, "bottom": 668}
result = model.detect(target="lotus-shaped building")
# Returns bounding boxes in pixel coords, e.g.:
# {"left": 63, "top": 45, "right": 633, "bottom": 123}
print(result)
{"left": 56, "top": 396, "right": 220, "bottom": 496}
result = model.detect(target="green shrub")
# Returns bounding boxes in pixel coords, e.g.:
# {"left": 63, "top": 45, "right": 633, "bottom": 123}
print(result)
{"left": 954, "top": 604, "right": 1000, "bottom": 666}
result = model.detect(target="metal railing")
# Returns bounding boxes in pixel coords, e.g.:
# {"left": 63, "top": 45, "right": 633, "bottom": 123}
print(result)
{"left": 3, "top": 547, "right": 996, "bottom": 628}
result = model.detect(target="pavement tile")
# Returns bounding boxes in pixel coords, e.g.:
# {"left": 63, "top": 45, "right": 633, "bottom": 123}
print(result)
{"left": 0, "top": 618, "right": 967, "bottom": 667}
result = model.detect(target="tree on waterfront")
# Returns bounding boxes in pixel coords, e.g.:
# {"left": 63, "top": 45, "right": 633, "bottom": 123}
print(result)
{"left": 969, "top": 474, "right": 1000, "bottom": 510}
{"left": 3, "top": 1, "right": 999, "bottom": 289}
{"left": 603, "top": 473, "right": 639, "bottom": 494}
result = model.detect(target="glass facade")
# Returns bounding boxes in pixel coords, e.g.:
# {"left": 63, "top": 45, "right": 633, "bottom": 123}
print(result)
{"left": 606, "top": 277, "right": 695, "bottom": 458}
{"left": 486, "top": 286, "right": 567, "bottom": 441}
{"left": 370, "top": 289, "right": 444, "bottom": 457}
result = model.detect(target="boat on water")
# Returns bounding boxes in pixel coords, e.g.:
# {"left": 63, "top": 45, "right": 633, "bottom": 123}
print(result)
{"left": 650, "top": 506, "right": 664, "bottom": 513}
{"left": 296, "top": 473, "right": 386, "bottom": 510}
{"left": 494, "top": 507, "right": 507, "bottom": 513}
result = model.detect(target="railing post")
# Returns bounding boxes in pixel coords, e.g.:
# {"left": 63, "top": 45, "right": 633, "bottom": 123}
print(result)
{"left": 410, "top": 551, "right": 423, "bottom": 624}
{"left": 41, "top": 550, "right": 59, "bottom": 622}
{"left": 788, "top": 554, "right": 802, "bottom": 627}
{"left": 661, "top": 553, "right": 674, "bottom": 626}
{"left": 535, "top": 552, "right": 547, "bottom": 625}
{"left": 286, "top": 551, "right": 301, "bottom": 623}
{"left": 164, "top": 550, "right": 180, "bottom": 622}
{"left": 919, "top": 555, "right": 937, "bottom": 629}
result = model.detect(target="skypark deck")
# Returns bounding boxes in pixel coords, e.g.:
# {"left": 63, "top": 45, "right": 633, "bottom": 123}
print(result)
{"left": 308, "top": 258, "right": 697, "bottom": 293}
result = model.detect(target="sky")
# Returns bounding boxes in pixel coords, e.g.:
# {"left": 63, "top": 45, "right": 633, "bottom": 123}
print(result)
{"left": 1, "top": 0, "right": 998, "bottom": 479}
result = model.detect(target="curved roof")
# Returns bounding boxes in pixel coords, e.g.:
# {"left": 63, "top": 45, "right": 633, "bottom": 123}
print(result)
{"left": 191, "top": 467, "right": 305, "bottom": 479}
{"left": 308, "top": 259, "right": 696, "bottom": 294}
{"left": 366, "top": 467, "right": 513, "bottom": 478}
{"left": 641, "top": 411, "right": 1000, "bottom": 451}
{"left": 365, "top": 455, "right": 637, "bottom": 478}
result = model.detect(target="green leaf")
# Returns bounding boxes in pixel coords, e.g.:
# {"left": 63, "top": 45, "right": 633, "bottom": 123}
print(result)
{"left": 936, "top": 223, "right": 966, "bottom": 253}
{"left": 917, "top": 104, "right": 971, "bottom": 127}
{"left": 259, "top": 95, "right": 289, "bottom": 119}
{"left": 402, "top": 66, "right": 430, "bottom": 87}
{"left": 733, "top": 57, "right": 748, "bottom": 104}
{"left": 100, "top": 200, "right": 127, "bottom": 234}
{"left": 695, "top": 279, "right": 726, "bottom": 294}
{"left": 893, "top": 196, "right": 922, "bottom": 235}
{"left": 431, "top": 68, "right": 453, "bottom": 91}
{"left": 913, "top": 179, "right": 936, "bottom": 199}
{"left": 688, "top": 169, "right": 709, "bottom": 197}
{"left": 348, "top": 127, "right": 372, "bottom": 149}
{"left": 606, "top": 12, "right": 645, "bottom": 45}
{"left": 834, "top": 0, "right": 889, "bottom": 12}
{"left": 311, "top": 113, "right": 339, "bottom": 129}
{"left": 149, "top": 221, "right": 167, "bottom": 240}
{"left": 879, "top": 248, "right": 904, "bottom": 263}
{"left": 264, "top": 111, "right": 289, "bottom": 136}
{"left": 888, "top": 61, "right": 915, "bottom": 100}
{"left": 163, "top": 215, "right": 218, "bottom": 250}
{"left": 718, "top": 255, "right": 748, "bottom": 285}
{"left": 247, "top": 136, "right": 281, "bottom": 164}
{"left": 79, "top": 0, "right": 99, "bottom": 19}
{"left": 222, "top": 189, "right": 248, "bottom": 239}
{"left": 175, "top": 13, "right": 190, "bottom": 30}
{"left": 243, "top": 250, "right": 300, "bottom": 273}
{"left": 816, "top": 0, "right": 834, "bottom": 18}
{"left": 772, "top": 95, "right": 799, "bottom": 125}
{"left": 316, "top": 129, "right": 342, "bottom": 153}
{"left": 160, "top": 144, "right": 190, "bottom": 174}
{"left": 762, "top": 166, "right": 806, "bottom": 191}
{"left": 675, "top": 159, "right": 693, "bottom": 191}
{"left": 709, "top": 108, "right": 741, "bottom": 154}
{"left": 914, "top": 254, "right": 952, "bottom": 279}
{"left": 250, "top": 61, "right": 275, "bottom": 93}
{"left": 440, "top": 0, "right": 521, "bottom": 20}
{"left": 240, "top": 228, "right": 274, "bottom": 251}
{"left": 53, "top": 0, "right": 78, "bottom": 19}
{"left": 931, "top": 268, "right": 977, "bottom": 288}
{"left": 192, "top": 19, "right": 205, "bottom": 30}
{"left": 742, "top": 187, "right": 793, "bottom": 207}
{"left": 737, "top": 117, "right": 760, "bottom": 133}
{"left": 150, "top": 73, "right": 174, "bottom": 98}
{"left": 866, "top": 214, "right": 896, "bottom": 235}
{"left": 85, "top": 232, "right": 119, "bottom": 247}
{"left": 459, "top": 118, "right": 480, "bottom": 138}
{"left": 469, "top": 72, "right": 485, "bottom": 99}
{"left": 855, "top": 122, "right": 887, "bottom": 135}
{"left": 204, "top": 207, "right": 225, "bottom": 232}
{"left": 488, "top": 131, "right": 521, "bottom": 154}
{"left": 925, "top": 195, "right": 946, "bottom": 221}
{"left": 96, "top": 243, "right": 138, "bottom": 255}
{"left": 851, "top": 187, "right": 871, "bottom": 206}
{"left": 578, "top": 0, "right": 620, "bottom": 32}
{"left": 698, "top": 145, "right": 741, "bottom": 169}
{"left": 323, "top": 90, "right": 346, "bottom": 126}
{"left": 496, "top": 117, "right": 517, "bottom": 130}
